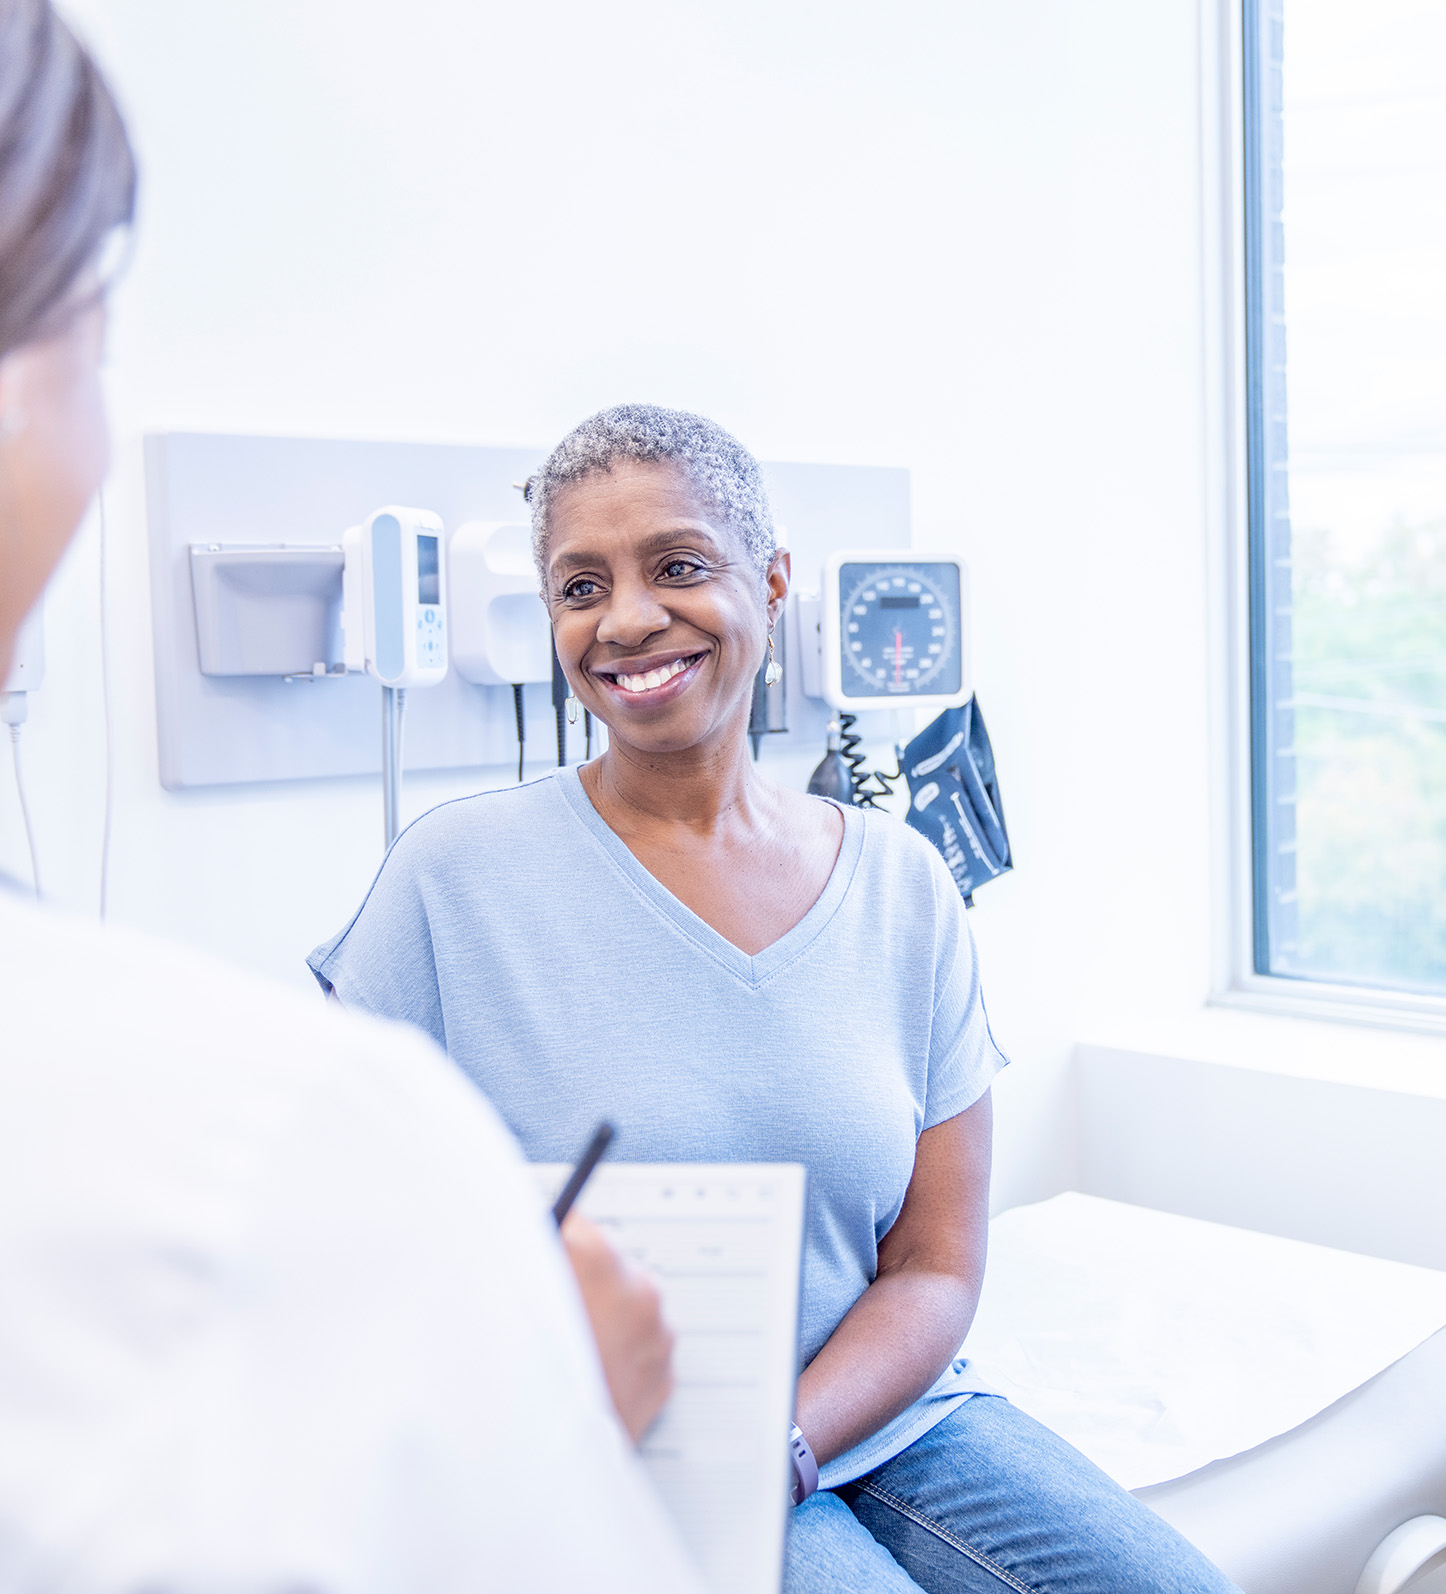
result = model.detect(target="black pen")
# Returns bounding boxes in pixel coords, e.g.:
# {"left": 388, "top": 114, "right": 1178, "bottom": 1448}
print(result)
{"left": 551, "top": 1121, "right": 615, "bottom": 1226}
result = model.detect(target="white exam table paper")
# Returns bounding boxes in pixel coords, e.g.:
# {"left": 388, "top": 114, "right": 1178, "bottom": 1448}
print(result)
{"left": 962, "top": 1193, "right": 1446, "bottom": 1491}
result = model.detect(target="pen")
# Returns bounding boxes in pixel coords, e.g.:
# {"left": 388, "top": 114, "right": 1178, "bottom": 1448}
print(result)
{"left": 551, "top": 1121, "right": 615, "bottom": 1226}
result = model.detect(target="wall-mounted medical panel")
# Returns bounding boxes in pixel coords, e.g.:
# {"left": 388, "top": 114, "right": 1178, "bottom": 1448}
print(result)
{"left": 146, "top": 431, "right": 910, "bottom": 790}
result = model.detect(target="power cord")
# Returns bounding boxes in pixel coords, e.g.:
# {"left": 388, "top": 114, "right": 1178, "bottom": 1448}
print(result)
{"left": 98, "top": 485, "right": 114, "bottom": 919}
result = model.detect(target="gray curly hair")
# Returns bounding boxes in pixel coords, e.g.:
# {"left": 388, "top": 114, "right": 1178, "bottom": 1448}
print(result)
{"left": 526, "top": 403, "right": 776, "bottom": 578}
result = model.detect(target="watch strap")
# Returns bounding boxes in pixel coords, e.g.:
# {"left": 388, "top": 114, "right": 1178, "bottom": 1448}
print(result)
{"left": 789, "top": 1422, "right": 819, "bottom": 1506}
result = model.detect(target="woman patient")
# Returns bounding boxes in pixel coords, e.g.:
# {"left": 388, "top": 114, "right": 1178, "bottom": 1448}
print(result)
{"left": 311, "top": 404, "right": 1238, "bottom": 1594}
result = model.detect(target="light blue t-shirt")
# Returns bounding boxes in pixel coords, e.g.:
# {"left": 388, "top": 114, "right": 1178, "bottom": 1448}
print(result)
{"left": 308, "top": 766, "right": 1008, "bottom": 1485}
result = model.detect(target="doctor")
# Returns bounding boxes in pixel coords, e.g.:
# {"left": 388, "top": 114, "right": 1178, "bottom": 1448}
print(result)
{"left": 0, "top": 2, "right": 701, "bottom": 1589}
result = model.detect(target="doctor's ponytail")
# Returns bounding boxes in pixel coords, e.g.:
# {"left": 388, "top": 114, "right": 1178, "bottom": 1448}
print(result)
{"left": 0, "top": 0, "right": 135, "bottom": 360}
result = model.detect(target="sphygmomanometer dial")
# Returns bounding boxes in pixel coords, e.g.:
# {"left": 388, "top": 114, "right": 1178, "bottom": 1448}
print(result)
{"left": 838, "top": 562, "right": 962, "bottom": 699}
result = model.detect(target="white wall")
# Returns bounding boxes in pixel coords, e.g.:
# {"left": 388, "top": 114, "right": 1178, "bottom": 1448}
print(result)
{"left": 1079, "top": 1043, "right": 1446, "bottom": 1269}
{"left": 2, "top": 0, "right": 1235, "bottom": 1212}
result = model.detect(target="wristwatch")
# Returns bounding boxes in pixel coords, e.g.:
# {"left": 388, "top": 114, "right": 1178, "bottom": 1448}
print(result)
{"left": 789, "top": 1422, "right": 819, "bottom": 1505}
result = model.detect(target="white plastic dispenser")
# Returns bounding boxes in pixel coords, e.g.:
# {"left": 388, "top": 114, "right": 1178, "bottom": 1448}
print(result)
{"left": 448, "top": 521, "right": 552, "bottom": 687}
{"left": 190, "top": 546, "right": 345, "bottom": 677}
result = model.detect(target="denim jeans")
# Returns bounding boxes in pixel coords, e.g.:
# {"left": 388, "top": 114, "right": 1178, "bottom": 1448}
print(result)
{"left": 785, "top": 1396, "right": 1241, "bottom": 1594}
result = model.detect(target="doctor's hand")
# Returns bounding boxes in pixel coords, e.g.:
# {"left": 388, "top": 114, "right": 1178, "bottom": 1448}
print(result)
{"left": 561, "top": 1212, "right": 675, "bottom": 1443}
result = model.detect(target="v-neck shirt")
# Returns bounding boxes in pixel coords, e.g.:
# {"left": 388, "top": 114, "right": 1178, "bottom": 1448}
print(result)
{"left": 308, "top": 765, "right": 1008, "bottom": 1486}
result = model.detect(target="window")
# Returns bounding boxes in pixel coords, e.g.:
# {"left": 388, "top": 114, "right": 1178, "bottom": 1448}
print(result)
{"left": 1243, "top": 0, "right": 1446, "bottom": 999}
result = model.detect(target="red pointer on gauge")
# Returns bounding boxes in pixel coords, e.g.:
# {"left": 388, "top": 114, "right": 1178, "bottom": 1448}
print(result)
{"left": 894, "top": 628, "right": 904, "bottom": 687}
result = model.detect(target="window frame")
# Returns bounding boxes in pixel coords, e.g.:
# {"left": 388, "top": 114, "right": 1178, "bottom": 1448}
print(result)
{"left": 1210, "top": 0, "right": 1446, "bottom": 1035}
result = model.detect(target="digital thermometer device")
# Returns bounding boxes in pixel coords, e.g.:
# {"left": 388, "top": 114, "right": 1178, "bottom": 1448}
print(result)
{"left": 805, "top": 550, "right": 971, "bottom": 712}
{"left": 342, "top": 505, "right": 448, "bottom": 687}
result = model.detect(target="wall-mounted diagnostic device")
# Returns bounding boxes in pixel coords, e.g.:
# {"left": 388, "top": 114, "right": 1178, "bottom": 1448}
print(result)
{"left": 340, "top": 505, "right": 449, "bottom": 848}
{"left": 805, "top": 551, "right": 971, "bottom": 712}
{"left": 798, "top": 550, "right": 971, "bottom": 809}
{"left": 448, "top": 521, "right": 550, "bottom": 688}
{"left": 448, "top": 519, "right": 554, "bottom": 779}
{"left": 342, "top": 506, "right": 448, "bottom": 688}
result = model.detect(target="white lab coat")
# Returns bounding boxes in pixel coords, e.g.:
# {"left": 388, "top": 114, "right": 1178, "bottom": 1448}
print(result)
{"left": 0, "top": 891, "right": 703, "bottom": 1593}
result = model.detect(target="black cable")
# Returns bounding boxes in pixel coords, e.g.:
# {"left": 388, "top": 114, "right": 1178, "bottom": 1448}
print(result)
{"left": 513, "top": 683, "right": 525, "bottom": 783}
{"left": 584, "top": 708, "right": 593, "bottom": 760}
{"left": 838, "top": 712, "right": 901, "bottom": 809}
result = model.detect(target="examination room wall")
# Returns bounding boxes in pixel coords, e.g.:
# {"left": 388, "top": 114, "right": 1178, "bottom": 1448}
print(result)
{"left": 4, "top": 0, "right": 1216, "bottom": 1212}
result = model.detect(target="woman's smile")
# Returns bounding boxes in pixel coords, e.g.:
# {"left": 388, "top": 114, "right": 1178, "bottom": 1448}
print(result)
{"left": 592, "top": 649, "right": 709, "bottom": 706}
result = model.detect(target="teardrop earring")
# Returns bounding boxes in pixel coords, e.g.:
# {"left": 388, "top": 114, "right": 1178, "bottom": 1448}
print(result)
{"left": 565, "top": 690, "right": 579, "bottom": 725}
{"left": 764, "top": 630, "right": 783, "bottom": 687}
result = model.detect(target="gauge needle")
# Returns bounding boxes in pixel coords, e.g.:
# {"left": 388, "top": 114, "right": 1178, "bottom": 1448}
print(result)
{"left": 894, "top": 628, "right": 903, "bottom": 687}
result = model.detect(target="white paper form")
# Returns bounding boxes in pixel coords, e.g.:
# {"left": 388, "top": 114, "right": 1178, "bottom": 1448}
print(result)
{"left": 535, "top": 1162, "right": 806, "bottom": 1594}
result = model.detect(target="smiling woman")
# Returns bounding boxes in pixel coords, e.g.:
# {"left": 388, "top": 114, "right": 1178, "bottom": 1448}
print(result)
{"left": 308, "top": 405, "right": 1240, "bottom": 1594}
{"left": 533, "top": 411, "right": 841, "bottom": 956}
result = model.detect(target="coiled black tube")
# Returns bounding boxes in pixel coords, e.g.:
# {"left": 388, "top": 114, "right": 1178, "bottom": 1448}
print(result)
{"left": 837, "top": 713, "right": 901, "bottom": 809}
{"left": 838, "top": 713, "right": 868, "bottom": 802}
{"left": 865, "top": 759, "right": 902, "bottom": 808}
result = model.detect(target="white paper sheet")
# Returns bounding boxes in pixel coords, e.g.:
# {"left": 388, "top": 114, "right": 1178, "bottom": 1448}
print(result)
{"left": 962, "top": 1193, "right": 1446, "bottom": 1490}
{"left": 536, "top": 1162, "right": 806, "bottom": 1594}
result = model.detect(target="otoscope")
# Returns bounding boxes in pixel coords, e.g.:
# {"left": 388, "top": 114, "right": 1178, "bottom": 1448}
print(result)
{"left": 512, "top": 683, "right": 526, "bottom": 782}
{"left": 551, "top": 636, "right": 568, "bottom": 766}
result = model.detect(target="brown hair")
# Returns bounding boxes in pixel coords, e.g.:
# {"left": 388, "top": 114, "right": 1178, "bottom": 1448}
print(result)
{"left": 0, "top": 0, "right": 135, "bottom": 360}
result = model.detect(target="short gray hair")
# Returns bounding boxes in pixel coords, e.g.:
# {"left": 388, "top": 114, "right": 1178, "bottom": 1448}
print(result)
{"left": 527, "top": 404, "right": 776, "bottom": 578}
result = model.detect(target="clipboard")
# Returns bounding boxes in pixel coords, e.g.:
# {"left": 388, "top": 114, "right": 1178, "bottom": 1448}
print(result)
{"left": 536, "top": 1161, "right": 807, "bottom": 1594}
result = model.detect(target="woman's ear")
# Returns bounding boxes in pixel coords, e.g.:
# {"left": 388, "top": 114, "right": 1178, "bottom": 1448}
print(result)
{"left": 765, "top": 548, "right": 791, "bottom": 626}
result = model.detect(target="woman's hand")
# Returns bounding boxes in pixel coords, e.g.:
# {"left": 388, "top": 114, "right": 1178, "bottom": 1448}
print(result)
{"left": 794, "top": 1090, "right": 993, "bottom": 1467}
{"left": 561, "top": 1212, "right": 675, "bottom": 1443}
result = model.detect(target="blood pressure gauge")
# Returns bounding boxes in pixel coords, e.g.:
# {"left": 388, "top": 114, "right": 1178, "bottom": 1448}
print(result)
{"left": 817, "top": 550, "right": 971, "bottom": 712}
{"left": 341, "top": 505, "right": 449, "bottom": 688}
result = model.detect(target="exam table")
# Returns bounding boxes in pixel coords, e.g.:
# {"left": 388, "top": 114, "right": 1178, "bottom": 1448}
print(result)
{"left": 964, "top": 1195, "right": 1446, "bottom": 1594}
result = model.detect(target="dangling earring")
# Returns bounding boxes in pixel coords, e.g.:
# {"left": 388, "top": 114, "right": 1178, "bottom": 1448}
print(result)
{"left": 565, "top": 690, "right": 579, "bottom": 725}
{"left": 764, "top": 630, "right": 783, "bottom": 687}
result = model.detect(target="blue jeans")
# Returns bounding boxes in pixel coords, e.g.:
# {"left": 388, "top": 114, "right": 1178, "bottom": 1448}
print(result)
{"left": 785, "top": 1396, "right": 1240, "bottom": 1594}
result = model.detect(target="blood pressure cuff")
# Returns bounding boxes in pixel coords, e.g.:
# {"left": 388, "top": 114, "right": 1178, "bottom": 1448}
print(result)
{"left": 901, "top": 697, "right": 1012, "bottom": 907}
